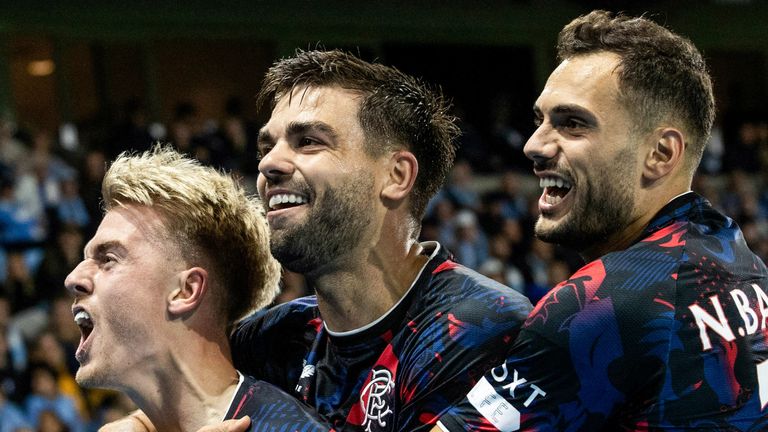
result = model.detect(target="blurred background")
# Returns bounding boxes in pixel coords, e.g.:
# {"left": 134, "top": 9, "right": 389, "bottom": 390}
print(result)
{"left": 0, "top": 0, "right": 767, "bottom": 430}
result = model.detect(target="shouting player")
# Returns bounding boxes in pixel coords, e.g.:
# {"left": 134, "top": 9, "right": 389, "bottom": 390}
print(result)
{"left": 66, "top": 147, "right": 328, "bottom": 431}
{"left": 436, "top": 10, "right": 768, "bottom": 431}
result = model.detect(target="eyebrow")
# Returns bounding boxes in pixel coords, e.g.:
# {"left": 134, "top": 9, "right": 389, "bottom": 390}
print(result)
{"left": 534, "top": 103, "right": 598, "bottom": 125}
{"left": 84, "top": 240, "right": 127, "bottom": 260}
{"left": 258, "top": 120, "right": 340, "bottom": 148}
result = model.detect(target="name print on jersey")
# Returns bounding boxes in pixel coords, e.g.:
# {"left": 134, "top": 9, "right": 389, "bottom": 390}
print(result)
{"left": 689, "top": 282, "right": 768, "bottom": 410}
{"left": 689, "top": 283, "right": 768, "bottom": 351}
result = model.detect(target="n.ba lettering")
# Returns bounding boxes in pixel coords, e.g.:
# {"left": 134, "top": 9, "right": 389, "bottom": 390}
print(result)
{"left": 689, "top": 284, "right": 768, "bottom": 351}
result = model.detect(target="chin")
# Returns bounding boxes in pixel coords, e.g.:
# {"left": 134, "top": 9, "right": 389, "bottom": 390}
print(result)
{"left": 75, "top": 364, "right": 115, "bottom": 390}
{"left": 534, "top": 217, "right": 580, "bottom": 248}
{"left": 534, "top": 216, "right": 563, "bottom": 239}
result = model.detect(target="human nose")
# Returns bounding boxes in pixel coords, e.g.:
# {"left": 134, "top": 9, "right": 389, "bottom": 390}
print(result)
{"left": 64, "top": 260, "right": 93, "bottom": 299}
{"left": 257, "top": 141, "right": 295, "bottom": 183}
{"left": 523, "top": 123, "right": 559, "bottom": 165}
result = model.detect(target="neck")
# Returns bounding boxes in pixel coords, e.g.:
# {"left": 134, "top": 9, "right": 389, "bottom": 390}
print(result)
{"left": 581, "top": 186, "right": 690, "bottom": 262}
{"left": 123, "top": 328, "right": 239, "bottom": 432}
{"left": 311, "top": 237, "right": 428, "bottom": 333}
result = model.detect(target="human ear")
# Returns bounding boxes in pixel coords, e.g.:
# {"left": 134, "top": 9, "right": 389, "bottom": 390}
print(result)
{"left": 167, "top": 267, "right": 208, "bottom": 316}
{"left": 381, "top": 150, "right": 418, "bottom": 203}
{"left": 644, "top": 128, "right": 685, "bottom": 180}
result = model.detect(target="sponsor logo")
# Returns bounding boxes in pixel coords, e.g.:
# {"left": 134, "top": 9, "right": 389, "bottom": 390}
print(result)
{"left": 468, "top": 364, "right": 547, "bottom": 432}
{"left": 295, "top": 362, "right": 316, "bottom": 394}
{"left": 300, "top": 364, "right": 316, "bottom": 380}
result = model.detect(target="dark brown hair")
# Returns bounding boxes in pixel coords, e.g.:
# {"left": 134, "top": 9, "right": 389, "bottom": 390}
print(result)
{"left": 558, "top": 10, "right": 715, "bottom": 174}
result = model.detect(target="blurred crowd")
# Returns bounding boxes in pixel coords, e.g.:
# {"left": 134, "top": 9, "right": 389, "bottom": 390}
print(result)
{"left": 1, "top": 95, "right": 767, "bottom": 431}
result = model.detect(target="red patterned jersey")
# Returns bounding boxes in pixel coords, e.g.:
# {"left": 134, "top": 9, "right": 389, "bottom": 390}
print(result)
{"left": 231, "top": 242, "right": 532, "bottom": 431}
{"left": 438, "top": 193, "right": 768, "bottom": 431}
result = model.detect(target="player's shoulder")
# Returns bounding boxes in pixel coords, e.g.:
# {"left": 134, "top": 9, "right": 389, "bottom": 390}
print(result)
{"left": 234, "top": 295, "right": 320, "bottom": 338}
{"left": 416, "top": 242, "right": 533, "bottom": 325}
{"left": 425, "top": 242, "right": 530, "bottom": 301}
{"left": 525, "top": 248, "right": 677, "bottom": 331}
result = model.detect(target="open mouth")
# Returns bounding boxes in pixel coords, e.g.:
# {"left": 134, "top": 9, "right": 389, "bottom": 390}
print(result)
{"left": 268, "top": 193, "right": 308, "bottom": 211}
{"left": 540, "top": 176, "right": 573, "bottom": 206}
{"left": 73, "top": 307, "right": 94, "bottom": 361}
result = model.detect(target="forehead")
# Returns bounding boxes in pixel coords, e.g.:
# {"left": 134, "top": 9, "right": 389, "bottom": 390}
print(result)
{"left": 536, "top": 52, "right": 624, "bottom": 115}
{"left": 85, "top": 206, "right": 167, "bottom": 255}
{"left": 265, "top": 86, "right": 364, "bottom": 132}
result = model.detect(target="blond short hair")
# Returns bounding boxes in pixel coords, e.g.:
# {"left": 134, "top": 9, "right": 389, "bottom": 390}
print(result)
{"left": 102, "top": 145, "right": 280, "bottom": 325}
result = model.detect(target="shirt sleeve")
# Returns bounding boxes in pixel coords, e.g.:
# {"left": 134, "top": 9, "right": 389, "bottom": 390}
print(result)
{"left": 225, "top": 378, "right": 333, "bottom": 431}
{"left": 393, "top": 280, "right": 533, "bottom": 431}
{"left": 437, "top": 261, "right": 661, "bottom": 431}
{"left": 230, "top": 300, "right": 320, "bottom": 391}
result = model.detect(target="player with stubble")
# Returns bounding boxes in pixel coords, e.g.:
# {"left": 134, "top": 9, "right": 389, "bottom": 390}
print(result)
{"left": 105, "top": 51, "right": 532, "bottom": 432}
{"left": 435, "top": 10, "right": 768, "bottom": 431}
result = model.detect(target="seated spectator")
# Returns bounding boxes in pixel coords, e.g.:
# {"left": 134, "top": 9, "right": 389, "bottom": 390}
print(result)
{"left": 0, "top": 327, "right": 26, "bottom": 405}
{"left": 23, "top": 362, "right": 84, "bottom": 432}
{"left": 0, "top": 118, "right": 29, "bottom": 169}
{"left": 443, "top": 159, "right": 481, "bottom": 211}
{"left": 2, "top": 251, "right": 39, "bottom": 313}
{"left": 0, "top": 295, "right": 26, "bottom": 376}
{"left": 0, "top": 385, "right": 33, "bottom": 432}
{"left": 28, "top": 332, "right": 87, "bottom": 422}
{"left": 37, "top": 410, "right": 70, "bottom": 432}
{"left": 54, "top": 179, "right": 89, "bottom": 230}
{"left": 451, "top": 209, "right": 489, "bottom": 270}
{"left": 35, "top": 226, "right": 84, "bottom": 304}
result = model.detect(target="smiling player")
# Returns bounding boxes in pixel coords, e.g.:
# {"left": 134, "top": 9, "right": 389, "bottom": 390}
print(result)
{"left": 102, "top": 51, "right": 532, "bottom": 432}
{"left": 436, "top": 10, "right": 768, "bottom": 431}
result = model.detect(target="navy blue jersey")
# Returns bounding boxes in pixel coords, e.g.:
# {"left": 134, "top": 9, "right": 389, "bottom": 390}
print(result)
{"left": 224, "top": 373, "right": 330, "bottom": 431}
{"left": 232, "top": 242, "right": 532, "bottom": 431}
{"left": 438, "top": 193, "right": 768, "bottom": 431}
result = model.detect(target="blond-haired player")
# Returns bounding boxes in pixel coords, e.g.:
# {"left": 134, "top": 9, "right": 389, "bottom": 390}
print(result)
{"left": 66, "top": 146, "right": 327, "bottom": 431}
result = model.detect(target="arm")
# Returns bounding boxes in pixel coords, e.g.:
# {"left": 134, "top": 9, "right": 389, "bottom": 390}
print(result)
{"left": 393, "top": 277, "right": 533, "bottom": 431}
{"left": 436, "top": 260, "right": 669, "bottom": 431}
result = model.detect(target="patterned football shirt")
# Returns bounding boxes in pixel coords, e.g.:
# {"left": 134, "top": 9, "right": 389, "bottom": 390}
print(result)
{"left": 232, "top": 242, "right": 532, "bottom": 431}
{"left": 224, "top": 373, "right": 330, "bottom": 431}
{"left": 437, "top": 193, "right": 768, "bottom": 431}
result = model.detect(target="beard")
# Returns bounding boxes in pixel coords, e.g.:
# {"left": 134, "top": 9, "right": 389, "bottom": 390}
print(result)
{"left": 269, "top": 170, "right": 375, "bottom": 277}
{"left": 535, "top": 145, "right": 637, "bottom": 253}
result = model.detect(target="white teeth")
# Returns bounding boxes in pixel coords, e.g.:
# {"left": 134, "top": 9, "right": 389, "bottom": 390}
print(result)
{"left": 74, "top": 311, "right": 93, "bottom": 328}
{"left": 544, "top": 194, "right": 563, "bottom": 205}
{"left": 539, "top": 177, "right": 572, "bottom": 189}
{"left": 268, "top": 194, "right": 307, "bottom": 209}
